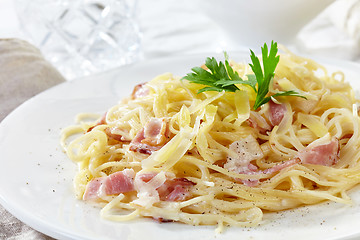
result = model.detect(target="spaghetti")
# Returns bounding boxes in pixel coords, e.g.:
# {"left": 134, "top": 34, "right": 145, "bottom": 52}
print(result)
{"left": 61, "top": 46, "right": 360, "bottom": 232}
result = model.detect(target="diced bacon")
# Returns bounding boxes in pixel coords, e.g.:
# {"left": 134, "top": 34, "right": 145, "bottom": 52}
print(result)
{"left": 129, "top": 130, "right": 159, "bottom": 154}
{"left": 104, "top": 128, "right": 131, "bottom": 142}
{"left": 129, "top": 118, "right": 170, "bottom": 154}
{"left": 224, "top": 135, "right": 264, "bottom": 186}
{"left": 297, "top": 137, "right": 339, "bottom": 166}
{"left": 157, "top": 178, "right": 195, "bottom": 201}
{"left": 263, "top": 158, "right": 300, "bottom": 174}
{"left": 236, "top": 158, "right": 301, "bottom": 187}
{"left": 133, "top": 172, "right": 195, "bottom": 208}
{"left": 269, "top": 100, "right": 286, "bottom": 126}
{"left": 131, "top": 83, "right": 149, "bottom": 99}
{"left": 239, "top": 163, "right": 261, "bottom": 187}
{"left": 246, "top": 101, "right": 286, "bottom": 133}
{"left": 224, "top": 135, "right": 340, "bottom": 187}
{"left": 164, "top": 185, "right": 188, "bottom": 201}
{"left": 143, "top": 118, "right": 169, "bottom": 146}
{"left": 83, "top": 170, "right": 194, "bottom": 203}
{"left": 232, "top": 159, "right": 300, "bottom": 187}
{"left": 83, "top": 169, "right": 135, "bottom": 200}
{"left": 138, "top": 173, "right": 195, "bottom": 201}
{"left": 224, "top": 135, "right": 264, "bottom": 173}
{"left": 133, "top": 172, "right": 167, "bottom": 208}
{"left": 105, "top": 169, "right": 135, "bottom": 195}
{"left": 224, "top": 135, "right": 299, "bottom": 187}
{"left": 83, "top": 177, "right": 106, "bottom": 200}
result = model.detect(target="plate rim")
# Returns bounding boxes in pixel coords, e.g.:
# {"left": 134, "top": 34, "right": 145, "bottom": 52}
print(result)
{"left": 1, "top": 51, "right": 360, "bottom": 240}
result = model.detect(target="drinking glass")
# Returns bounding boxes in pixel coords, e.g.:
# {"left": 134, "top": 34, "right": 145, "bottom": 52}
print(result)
{"left": 15, "top": 0, "right": 142, "bottom": 80}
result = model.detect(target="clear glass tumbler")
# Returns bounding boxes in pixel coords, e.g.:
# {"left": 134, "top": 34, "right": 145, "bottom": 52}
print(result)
{"left": 15, "top": 0, "right": 142, "bottom": 80}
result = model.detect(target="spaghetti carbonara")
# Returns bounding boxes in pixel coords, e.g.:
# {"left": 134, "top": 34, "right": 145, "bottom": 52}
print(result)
{"left": 61, "top": 45, "right": 360, "bottom": 232}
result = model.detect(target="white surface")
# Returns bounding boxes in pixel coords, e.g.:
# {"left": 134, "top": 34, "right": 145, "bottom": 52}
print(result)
{"left": 198, "top": 0, "right": 335, "bottom": 48}
{"left": 1, "top": 52, "right": 360, "bottom": 240}
{"left": 4, "top": 0, "right": 359, "bottom": 63}
{"left": 2, "top": 0, "right": 360, "bottom": 71}
{"left": 0, "top": 0, "right": 23, "bottom": 39}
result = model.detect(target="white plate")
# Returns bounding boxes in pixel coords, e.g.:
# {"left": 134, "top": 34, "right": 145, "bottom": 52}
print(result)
{"left": 1, "top": 52, "right": 360, "bottom": 240}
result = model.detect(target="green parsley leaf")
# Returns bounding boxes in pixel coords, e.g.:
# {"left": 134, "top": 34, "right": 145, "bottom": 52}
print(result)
{"left": 182, "top": 56, "right": 242, "bottom": 93}
{"left": 250, "top": 41, "right": 306, "bottom": 109}
{"left": 182, "top": 41, "right": 306, "bottom": 110}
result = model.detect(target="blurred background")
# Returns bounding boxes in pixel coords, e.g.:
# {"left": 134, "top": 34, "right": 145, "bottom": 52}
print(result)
{"left": 1, "top": 0, "right": 360, "bottom": 80}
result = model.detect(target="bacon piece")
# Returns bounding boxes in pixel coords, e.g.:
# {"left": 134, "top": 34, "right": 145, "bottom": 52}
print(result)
{"left": 224, "top": 136, "right": 299, "bottom": 186}
{"left": 83, "top": 169, "right": 135, "bottom": 200}
{"left": 84, "top": 170, "right": 195, "bottom": 203}
{"left": 268, "top": 100, "right": 286, "bottom": 126}
{"left": 131, "top": 83, "right": 149, "bottom": 99}
{"left": 225, "top": 135, "right": 340, "bottom": 187}
{"left": 297, "top": 138, "right": 339, "bottom": 166}
{"left": 138, "top": 173, "right": 195, "bottom": 201}
{"left": 232, "top": 160, "right": 300, "bottom": 187}
{"left": 224, "top": 135, "right": 264, "bottom": 186}
{"left": 263, "top": 158, "right": 300, "bottom": 174}
{"left": 105, "top": 169, "right": 135, "bottom": 195}
{"left": 238, "top": 163, "right": 261, "bottom": 187}
{"left": 246, "top": 101, "right": 286, "bottom": 133}
{"left": 157, "top": 178, "right": 195, "bottom": 201}
{"left": 224, "top": 135, "right": 264, "bottom": 173}
{"left": 129, "top": 118, "right": 170, "bottom": 154}
{"left": 104, "top": 128, "right": 131, "bottom": 142}
{"left": 139, "top": 173, "right": 195, "bottom": 201}
{"left": 142, "top": 118, "right": 170, "bottom": 146}
{"left": 129, "top": 130, "right": 157, "bottom": 154}
{"left": 83, "top": 177, "right": 106, "bottom": 200}
{"left": 239, "top": 159, "right": 301, "bottom": 187}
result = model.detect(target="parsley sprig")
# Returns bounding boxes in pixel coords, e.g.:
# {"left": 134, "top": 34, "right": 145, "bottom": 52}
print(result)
{"left": 182, "top": 41, "right": 306, "bottom": 110}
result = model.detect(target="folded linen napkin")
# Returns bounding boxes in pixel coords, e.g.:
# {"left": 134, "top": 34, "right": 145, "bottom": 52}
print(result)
{"left": 0, "top": 38, "right": 66, "bottom": 120}
{"left": 296, "top": 0, "right": 360, "bottom": 61}
{"left": 0, "top": 38, "right": 65, "bottom": 239}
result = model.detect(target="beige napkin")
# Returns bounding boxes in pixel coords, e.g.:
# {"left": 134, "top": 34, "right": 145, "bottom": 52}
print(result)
{"left": 0, "top": 39, "right": 65, "bottom": 239}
